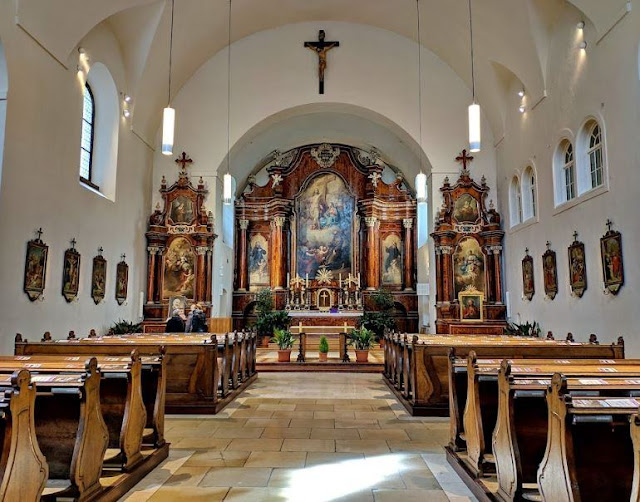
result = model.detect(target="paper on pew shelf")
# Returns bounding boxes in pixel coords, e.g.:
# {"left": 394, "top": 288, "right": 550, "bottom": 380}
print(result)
{"left": 573, "top": 398, "right": 640, "bottom": 408}
{"left": 577, "top": 379, "right": 607, "bottom": 385}
{"left": 598, "top": 367, "right": 618, "bottom": 372}
{"left": 625, "top": 379, "right": 640, "bottom": 385}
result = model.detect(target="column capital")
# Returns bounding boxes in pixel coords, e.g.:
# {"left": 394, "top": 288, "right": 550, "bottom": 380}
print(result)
{"left": 438, "top": 245, "right": 453, "bottom": 255}
{"left": 239, "top": 219, "right": 249, "bottom": 230}
{"left": 403, "top": 218, "right": 414, "bottom": 229}
{"left": 364, "top": 216, "right": 377, "bottom": 228}
{"left": 273, "top": 216, "right": 287, "bottom": 228}
{"left": 487, "top": 245, "right": 503, "bottom": 255}
{"left": 147, "top": 246, "right": 160, "bottom": 255}
{"left": 195, "top": 246, "right": 209, "bottom": 256}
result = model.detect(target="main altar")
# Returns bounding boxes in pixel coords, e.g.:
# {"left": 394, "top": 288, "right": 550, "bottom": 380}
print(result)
{"left": 232, "top": 143, "right": 418, "bottom": 332}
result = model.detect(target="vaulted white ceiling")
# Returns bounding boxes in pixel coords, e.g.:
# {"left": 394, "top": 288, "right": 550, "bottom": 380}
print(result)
{"left": 12, "top": 0, "right": 631, "bottom": 143}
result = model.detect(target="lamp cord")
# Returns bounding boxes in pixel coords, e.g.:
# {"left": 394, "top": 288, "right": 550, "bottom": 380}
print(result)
{"left": 227, "top": 0, "right": 232, "bottom": 175}
{"left": 468, "top": 0, "right": 476, "bottom": 102}
{"left": 416, "top": 0, "right": 423, "bottom": 174}
{"left": 168, "top": 0, "right": 175, "bottom": 105}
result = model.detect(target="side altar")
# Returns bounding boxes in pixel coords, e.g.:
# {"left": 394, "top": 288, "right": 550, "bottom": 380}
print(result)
{"left": 431, "top": 151, "right": 506, "bottom": 335}
{"left": 142, "top": 154, "right": 216, "bottom": 329}
{"left": 232, "top": 143, "right": 418, "bottom": 332}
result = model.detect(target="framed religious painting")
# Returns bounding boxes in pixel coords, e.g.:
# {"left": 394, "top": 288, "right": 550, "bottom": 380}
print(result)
{"left": 381, "top": 234, "right": 403, "bottom": 286}
{"left": 542, "top": 244, "right": 558, "bottom": 300}
{"left": 459, "top": 290, "right": 483, "bottom": 322}
{"left": 522, "top": 251, "right": 535, "bottom": 301}
{"left": 91, "top": 249, "right": 107, "bottom": 304}
{"left": 24, "top": 231, "right": 48, "bottom": 301}
{"left": 115, "top": 256, "right": 129, "bottom": 305}
{"left": 62, "top": 244, "right": 81, "bottom": 302}
{"left": 568, "top": 235, "right": 587, "bottom": 298}
{"left": 601, "top": 226, "right": 624, "bottom": 295}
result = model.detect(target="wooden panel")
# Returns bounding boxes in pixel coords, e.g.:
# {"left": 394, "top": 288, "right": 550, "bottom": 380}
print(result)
{"left": 208, "top": 317, "right": 232, "bottom": 333}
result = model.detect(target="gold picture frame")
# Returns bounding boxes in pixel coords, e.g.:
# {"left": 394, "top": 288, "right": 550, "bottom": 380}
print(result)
{"left": 459, "top": 290, "right": 484, "bottom": 322}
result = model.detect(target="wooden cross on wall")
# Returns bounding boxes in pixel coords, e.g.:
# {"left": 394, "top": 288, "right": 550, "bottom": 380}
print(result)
{"left": 304, "top": 30, "right": 340, "bottom": 94}
{"left": 175, "top": 152, "right": 193, "bottom": 171}
{"left": 455, "top": 150, "right": 474, "bottom": 172}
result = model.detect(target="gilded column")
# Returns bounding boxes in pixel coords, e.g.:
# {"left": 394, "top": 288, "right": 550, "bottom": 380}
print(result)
{"left": 147, "top": 246, "right": 158, "bottom": 304}
{"left": 271, "top": 216, "right": 287, "bottom": 289}
{"left": 238, "top": 219, "right": 250, "bottom": 291}
{"left": 440, "top": 245, "right": 454, "bottom": 302}
{"left": 365, "top": 216, "right": 378, "bottom": 290}
{"left": 195, "top": 246, "right": 208, "bottom": 302}
{"left": 491, "top": 245, "right": 503, "bottom": 303}
{"left": 403, "top": 218, "right": 414, "bottom": 291}
{"left": 206, "top": 247, "right": 213, "bottom": 303}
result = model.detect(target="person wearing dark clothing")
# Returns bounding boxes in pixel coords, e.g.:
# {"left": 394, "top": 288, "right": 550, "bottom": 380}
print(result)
{"left": 186, "top": 303, "right": 207, "bottom": 333}
{"left": 166, "top": 308, "right": 186, "bottom": 333}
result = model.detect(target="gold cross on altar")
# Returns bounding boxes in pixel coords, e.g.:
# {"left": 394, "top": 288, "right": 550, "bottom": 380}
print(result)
{"left": 455, "top": 149, "right": 474, "bottom": 171}
{"left": 175, "top": 152, "right": 193, "bottom": 171}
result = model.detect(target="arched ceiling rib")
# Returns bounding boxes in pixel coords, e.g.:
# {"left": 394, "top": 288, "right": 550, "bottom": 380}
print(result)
{"left": 12, "top": 0, "right": 628, "bottom": 143}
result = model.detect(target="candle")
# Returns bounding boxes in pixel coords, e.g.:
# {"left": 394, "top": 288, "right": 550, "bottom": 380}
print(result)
{"left": 339, "top": 273, "right": 342, "bottom": 285}
{"left": 287, "top": 272, "right": 290, "bottom": 286}
{"left": 306, "top": 273, "right": 309, "bottom": 288}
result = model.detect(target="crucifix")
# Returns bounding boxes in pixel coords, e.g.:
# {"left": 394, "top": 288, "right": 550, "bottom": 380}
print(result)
{"left": 98, "top": 246, "right": 103, "bottom": 256}
{"left": 175, "top": 152, "right": 193, "bottom": 171}
{"left": 455, "top": 149, "right": 474, "bottom": 172}
{"left": 304, "top": 30, "right": 340, "bottom": 94}
{"left": 121, "top": 254, "right": 126, "bottom": 261}
{"left": 606, "top": 219, "right": 613, "bottom": 232}
{"left": 35, "top": 228, "right": 43, "bottom": 241}
{"left": 70, "top": 238, "right": 77, "bottom": 249}
{"left": 573, "top": 231, "right": 579, "bottom": 242}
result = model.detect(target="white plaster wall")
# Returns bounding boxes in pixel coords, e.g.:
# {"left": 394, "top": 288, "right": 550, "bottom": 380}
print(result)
{"left": 0, "top": 10, "right": 153, "bottom": 354}
{"left": 151, "top": 22, "right": 497, "bottom": 320}
{"left": 496, "top": 6, "right": 640, "bottom": 354}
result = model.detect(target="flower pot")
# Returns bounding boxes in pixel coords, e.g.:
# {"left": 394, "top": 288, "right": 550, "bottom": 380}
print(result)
{"left": 355, "top": 349, "right": 369, "bottom": 363}
{"left": 319, "top": 352, "right": 328, "bottom": 362}
{"left": 277, "top": 349, "right": 292, "bottom": 362}
{"left": 261, "top": 336, "right": 270, "bottom": 348}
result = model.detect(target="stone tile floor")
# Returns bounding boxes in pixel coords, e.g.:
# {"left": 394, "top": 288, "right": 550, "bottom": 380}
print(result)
{"left": 120, "top": 373, "right": 477, "bottom": 502}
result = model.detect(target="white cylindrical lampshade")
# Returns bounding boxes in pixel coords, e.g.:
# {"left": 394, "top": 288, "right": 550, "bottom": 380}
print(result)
{"left": 162, "top": 107, "right": 175, "bottom": 156}
{"left": 415, "top": 171, "right": 427, "bottom": 202}
{"left": 223, "top": 172, "right": 234, "bottom": 205}
{"left": 468, "top": 103, "right": 481, "bottom": 153}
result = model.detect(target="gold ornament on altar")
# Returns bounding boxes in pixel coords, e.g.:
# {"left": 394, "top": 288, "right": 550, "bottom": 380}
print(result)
{"left": 315, "top": 265, "right": 333, "bottom": 285}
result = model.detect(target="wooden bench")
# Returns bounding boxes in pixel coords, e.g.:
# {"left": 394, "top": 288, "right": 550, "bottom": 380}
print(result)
{"left": 492, "top": 362, "right": 640, "bottom": 501}
{"left": 0, "top": 352, "right": 155, "bottom": 472}
{"left": 383, "top": 333, "right": 625, "bottom": 416}
{"left": 15, "top": 331, "right": 257, "bottom": 414}
{"left": 459, "top": 353, "right": 640, "bottom": 477}
{"left": 0, "top": 360, "right": 110, "bottom": 501}
{"left": 0, "top": 370, "right": 48, "bottom": 501}
{"left": 538, "top": 374, "right": 640, "bottom": 502}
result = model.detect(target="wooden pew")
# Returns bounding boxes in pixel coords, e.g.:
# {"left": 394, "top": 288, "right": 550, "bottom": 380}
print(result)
{"left": 15, "top": 332, "right": 258, "bottom": 414}
{"left": 0, "top": 360, "right": 110, "bottom": 501}
{"left": 0, "top": 352, "right": 150, "bottom": 472}
{"left": 383, "top": 333, "right": 625, "bottom": 416}
{"left": 492, "top": 361, "right": 640, "bottom": 501}
{"left": 538, "top": 374, "right": 640, "bottom": 502}
{"left": 0, "top": 370, "right": 48, "bottom": 501}
{"left": 460, "top": 352, "right": 640, "bottom": 478}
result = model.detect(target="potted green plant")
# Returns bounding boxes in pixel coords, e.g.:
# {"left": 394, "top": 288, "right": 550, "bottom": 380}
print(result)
{"left": 318, "top": 335, "right": 329, "bottom": 362}
{"left": 108, "top": 319, "right": 143, "bottom": 335}
{"left": 505, "top": 321, "right": 541, "bottom": 337}
{"left": 361, "top": 289, "right": 396, "bottom": 347}
{"left": 272, "top": 328, "right": 295, "bottom": 362}
{"left": 349, "top": 327, "right": 375, "bottom": 363}
{"left": 254, "top": 289, "right": 291, "bottom": 347}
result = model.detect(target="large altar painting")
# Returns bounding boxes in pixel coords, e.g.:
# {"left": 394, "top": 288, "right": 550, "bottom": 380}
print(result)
{"left": 163, "top": 237, "right": 195, "bottom": 299}
{"left": 249, "top": 234, "right": 269, "bottom": 286}
{"left": 382, "top": 234, "right": 403, "bottom": 286}
{"left": 453, "top": 237, "right": 485, "bottom": 298}
{"left": 169, "top": 195, "right": 195, "bottom": 225}
{"left": 453, "top": 194, "right": 480, "bottom": 223}
{"left": 296, "top": 173, "right": 353, "bottom": 278}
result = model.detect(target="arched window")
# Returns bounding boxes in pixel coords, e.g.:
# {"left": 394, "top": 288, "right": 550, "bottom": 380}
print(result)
{"left": 79, "top": 82, "right": 96, "bottom": 187}
{"left": 587, "top": 123, "right": 603, "bottom": 189}
{"left": 521, "top": 166, "right": 537, "bottom": 221}
{"left": 509, "top": 176, "right": 522, "bottom": 227}
{"left": 562, "top": 142, "right": 576, "bottom": 202}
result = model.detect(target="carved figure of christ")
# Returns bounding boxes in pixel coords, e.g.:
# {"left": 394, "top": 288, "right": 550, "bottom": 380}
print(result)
{"left": 304, "top": 30, "right": 340, "bottom": 94}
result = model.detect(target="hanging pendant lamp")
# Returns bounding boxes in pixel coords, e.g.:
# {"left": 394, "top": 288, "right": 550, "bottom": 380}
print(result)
{"left": 415, "top": 0, "right": 427, "bottom": 203}
{"left": 162, "top": 0, "right": 176, "bottom": 156}
{"left": 467, "top": 0, "right": 481, "bottom": 153}
{"left": 223, "top": 0, "right": 235, "bottom": 205}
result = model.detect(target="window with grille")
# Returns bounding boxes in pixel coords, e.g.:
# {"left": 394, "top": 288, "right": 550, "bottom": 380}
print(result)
{"left": 79, "top": 83, "right": 97, "bottom": 188}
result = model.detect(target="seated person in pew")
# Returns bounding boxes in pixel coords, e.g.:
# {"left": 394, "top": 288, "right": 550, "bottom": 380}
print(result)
{"left": 165, "top": 308, "right": 187, "bottom": 333}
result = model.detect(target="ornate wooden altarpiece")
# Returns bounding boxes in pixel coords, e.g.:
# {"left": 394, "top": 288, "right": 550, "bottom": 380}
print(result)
{"left": 431, "top": 151, "right": 506, "bottom": 335}
{"left": 233, "top": 143, "right": 418, "bottom": 332}
{"left": 143, "top": 154, "right": 216, "bottom": 327}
